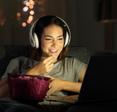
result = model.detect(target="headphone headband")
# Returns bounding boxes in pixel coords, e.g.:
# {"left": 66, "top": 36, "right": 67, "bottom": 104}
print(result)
{"left": 29, "top": 15, "right": 71, "bottom": 48}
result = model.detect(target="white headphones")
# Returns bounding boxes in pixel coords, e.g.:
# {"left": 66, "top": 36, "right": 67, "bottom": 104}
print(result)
{"left": 29, "top": 16, "right": 71, "bottom": 49}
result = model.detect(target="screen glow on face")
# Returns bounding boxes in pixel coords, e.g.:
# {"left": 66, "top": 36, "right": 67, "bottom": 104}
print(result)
{"left": 41, "top": 24, "right": 64, "bottom": 58}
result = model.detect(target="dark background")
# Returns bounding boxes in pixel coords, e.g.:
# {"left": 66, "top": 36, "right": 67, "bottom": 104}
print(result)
{"left": 0, "top": 0, "right": 117, "bottom": 52}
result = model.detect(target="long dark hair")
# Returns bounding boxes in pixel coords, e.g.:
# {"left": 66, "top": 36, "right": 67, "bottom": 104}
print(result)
{"left": 31, "top": 15, "right": 70, "bottom": 61}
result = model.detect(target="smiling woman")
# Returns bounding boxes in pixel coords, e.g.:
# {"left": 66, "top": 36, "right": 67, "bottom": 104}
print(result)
{"left": 0, "top": 15, "right": 88, "bottom": 112}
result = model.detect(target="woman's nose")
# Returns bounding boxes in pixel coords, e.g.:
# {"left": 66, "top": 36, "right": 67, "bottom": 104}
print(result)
{"left": 51, "top": 40, "right": 57, "bottom": 46}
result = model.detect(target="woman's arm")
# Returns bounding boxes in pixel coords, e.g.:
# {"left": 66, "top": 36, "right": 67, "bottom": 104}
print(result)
{"left": 47, "top": 78, "right": 82, "bottom": 96}
{"left": 47, "top": 64, "right": 87, "bottom": 96}
{"left": 63, "top": 63, "right": 88, "bottom": 92}
{"left": 79, "top": 63, "right": 88, "bottom": 82}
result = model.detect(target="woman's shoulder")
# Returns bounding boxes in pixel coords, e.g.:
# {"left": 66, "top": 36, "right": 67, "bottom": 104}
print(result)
{"left": 9, "top": 56, "right": 32, "bottom": 62}
{"left": 10, "top": 56, "right": 29, "bottom": 60}
{"left": 8, "top": 56, "right": 36, "bottom": 67}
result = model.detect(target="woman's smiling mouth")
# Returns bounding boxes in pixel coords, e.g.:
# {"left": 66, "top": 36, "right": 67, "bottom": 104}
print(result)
{"left": 49, "top": 48, "right": 58, "bottom": 53}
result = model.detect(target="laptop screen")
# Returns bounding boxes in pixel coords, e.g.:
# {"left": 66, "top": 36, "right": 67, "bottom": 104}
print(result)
{"left": 78, "top": 53, "right": 117, "bottom": 103}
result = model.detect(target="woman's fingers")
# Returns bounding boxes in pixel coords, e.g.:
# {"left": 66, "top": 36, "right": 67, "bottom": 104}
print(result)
{"left": 41, "top": 56, "right": 56, "bottom": 73}
{"left": 45, "top": 63, "right": 54, "bottom": 73}
{"left": 43, "top": 56, "right": 56, "bottom": 64}
{"left": 26, "top": 56, "right": 56, "bottom": 75}
{"left": 46, "top": 79, "right": 65, "bottom": 96}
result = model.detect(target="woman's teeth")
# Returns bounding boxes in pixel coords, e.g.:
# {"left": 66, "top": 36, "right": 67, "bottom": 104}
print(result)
{"left": 49, "top": 48, "right": 58, "bottom": 53}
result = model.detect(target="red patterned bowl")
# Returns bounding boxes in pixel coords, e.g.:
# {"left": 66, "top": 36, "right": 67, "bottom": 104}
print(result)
{"left": 8, "top": 74, "right": 50, "bottom": 103}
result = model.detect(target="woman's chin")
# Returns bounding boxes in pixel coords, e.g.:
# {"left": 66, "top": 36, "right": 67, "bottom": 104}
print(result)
{"left": 50, "top": 54, "right": 58, "bottom": 60}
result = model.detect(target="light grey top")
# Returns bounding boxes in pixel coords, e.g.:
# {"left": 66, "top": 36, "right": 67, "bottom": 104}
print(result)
{"left": 2, "top": 56, "right": 86, "bottom": 104}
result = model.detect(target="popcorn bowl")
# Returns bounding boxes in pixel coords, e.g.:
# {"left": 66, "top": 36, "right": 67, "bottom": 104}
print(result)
{"left": 8, "top": 74, "right": 50, "bottom": 103}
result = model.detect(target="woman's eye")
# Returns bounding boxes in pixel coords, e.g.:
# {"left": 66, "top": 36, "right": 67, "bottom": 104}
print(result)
{"left": 58, "top": 37, "right": 63, "bottom": 40}
{"left": 45, "top": 38, "right": 52, "bottom": 40}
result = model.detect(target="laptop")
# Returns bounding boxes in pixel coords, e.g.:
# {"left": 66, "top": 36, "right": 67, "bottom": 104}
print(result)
{"left": 78, "top": 52, "right": 117, "bottom": 103}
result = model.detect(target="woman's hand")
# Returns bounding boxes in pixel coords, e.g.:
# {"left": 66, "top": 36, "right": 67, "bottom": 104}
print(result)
{"left": 26, "top": 56, "right": 56, "bottom": 76}
{"left": 46, "top": 78, "right": 82, "bottom": 96}
{"left": 46, "top": 78, "right": 65, "bottom": 96}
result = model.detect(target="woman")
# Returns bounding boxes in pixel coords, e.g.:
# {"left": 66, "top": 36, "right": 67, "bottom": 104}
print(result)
{"left": 0, "top": 15, "right": 87, "bottom": 108}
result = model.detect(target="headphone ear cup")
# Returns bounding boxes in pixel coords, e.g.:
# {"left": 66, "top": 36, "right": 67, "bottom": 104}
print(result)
{"left": 29, "top": 33, "right": 39, "bottom": 48}
{"left": 64, "top": 32, "right": 70, "bottom": 47}
{"left": 33, "top": 33, "right": 39, "bottom": 48}
{"left": 29, "top": 34, "right": 35, "bottom": 48}
{"left": 29, "top": 19, "right": 39, "bottom": 48}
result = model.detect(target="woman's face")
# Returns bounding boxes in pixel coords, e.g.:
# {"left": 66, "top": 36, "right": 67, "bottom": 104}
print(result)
{"left": 41, "top": 24, "right": 64, "bottom": 59}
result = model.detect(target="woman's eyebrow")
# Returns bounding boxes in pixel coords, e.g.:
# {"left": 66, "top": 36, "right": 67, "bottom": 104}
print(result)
{"left": 44, "top": 35, "right": 53, "bottom": 38}
{"left": 44, "top": 35, "right": 63, "bottom": 38}
{"left": 57, "top": 35, "right": 63, "bottom": 37}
